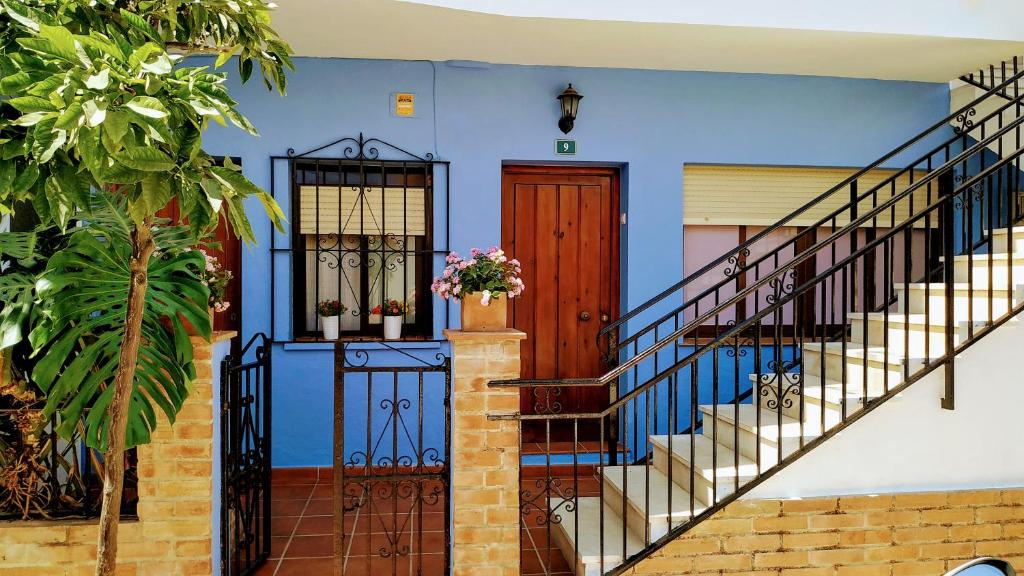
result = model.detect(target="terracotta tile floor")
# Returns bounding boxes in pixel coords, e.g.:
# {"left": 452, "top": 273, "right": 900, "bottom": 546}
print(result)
{"left": 256, "top": 473, "right": 447, "bottom": 576}
{"left": 255, "top": 468, "right": 599, "bottom": 575}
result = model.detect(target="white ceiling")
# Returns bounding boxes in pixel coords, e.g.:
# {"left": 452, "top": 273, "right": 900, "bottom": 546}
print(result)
{"left": 271, "top": 0, "right": 1024, "bottom": 82}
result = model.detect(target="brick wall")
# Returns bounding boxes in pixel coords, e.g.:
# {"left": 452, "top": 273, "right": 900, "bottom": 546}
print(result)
{"left": 445, "top": 329, "right": 526, "bottom": 576}
{"left": 627, "top": 488, "right": 1024, "bottom": 576}
{"left": 0, "top": 334, "right": 232, "bottom": 576}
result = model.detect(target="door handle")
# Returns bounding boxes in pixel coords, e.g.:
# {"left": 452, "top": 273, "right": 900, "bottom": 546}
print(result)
{"left": 579, "top": 311, "right": 592, "bottom": 322}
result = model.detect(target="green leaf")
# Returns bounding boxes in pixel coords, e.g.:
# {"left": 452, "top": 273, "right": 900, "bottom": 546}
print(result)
{"left": 11, "top": 164, "right": 40, "bottom": 195}
{"left": 12, "top": 111, "right": 52, "bottom": 127}
{"left": 0, "top": 71, "right": 35, "bottom": 94}
{"left": 2, "top": 1, "right": 40, "bottom": 32}
{"left": 125, "top": 95, "right": 168, "bottom": 119}
{"left": 7, "top": 96, "right": 57, "bottom": 113}
{"left": 214, "top": 46, "right": 238, "bottom": 68}
{"left": 119, "top": 9, "right": 160, "bottom": 43}
{"left": 118, "top": 146, "right": 175, "bottom": 172}
{"left": 141, "top": 173, "right": 171, "bottom": 213}
{"left": 55, "top": 101, "right": 85, "bottom": 130}
{"left": 140, "top": 54, "right": 172, "bottom": 75}
{"left": 29, "top": 207, "right": 209, "bottom": 449}
{"left": 36, "top": 24, "right": 78, "bottom": 62}
{"left": 82, "top": 99, "right": 107, "bottom": 127}
{"left": 103, "top": 110, "right": 130, "bottom": 147}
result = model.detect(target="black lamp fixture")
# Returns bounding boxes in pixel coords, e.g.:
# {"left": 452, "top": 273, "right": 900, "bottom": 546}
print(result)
{"left": 556, "top": 84, "right": 583, "bottom": 134}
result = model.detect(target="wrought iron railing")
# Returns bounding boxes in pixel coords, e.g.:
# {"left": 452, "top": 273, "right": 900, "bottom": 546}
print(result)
{"left": 0, "top": 403, "right": 138, "bottom": 520}
{"left": 498, "top": 57, "right": 1024, "bottom": 575}
{"left": 593, "top": 57, "right": 1024, "bottom": 389}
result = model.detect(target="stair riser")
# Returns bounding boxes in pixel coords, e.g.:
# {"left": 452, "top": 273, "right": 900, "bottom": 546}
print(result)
{"left": 651, "top": 443, "right": 738, "bottom": 508}
{"left": 758, "top": 390, "right": 845, "bottom": 426}
{"left": 701, "top": 414, "right": 796, "bottom": 467}
{"left": 896, "top": 290, "right": 1013, "bottom": 321}
{"left": 601, "top": 473, "right": 675, "bottom": 542}
{"left": 953, "top": 260, "right": 1024, "bottom": 287}
{"left": 991, "top": 234, "right": 1024, "bottom": 254}
{"left": 849, "top": 318, "right": 949, "bottom": 357}
{"left": 802, "top": 348, "right": 905, "bottom": 389}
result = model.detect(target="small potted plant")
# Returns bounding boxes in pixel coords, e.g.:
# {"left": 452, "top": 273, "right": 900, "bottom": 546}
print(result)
{"left": 317, "top": 299, "right": 346, "bottom": 340}
{"left": 431, "top": 247, "right": 524, "bottom": 331}
{"left": 373, "top": 299, "right": 409, "bottom": 340}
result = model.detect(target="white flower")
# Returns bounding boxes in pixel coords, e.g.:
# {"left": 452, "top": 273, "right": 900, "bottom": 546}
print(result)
{"left": 481, "top": 290, "right": 491, "bottom": 306}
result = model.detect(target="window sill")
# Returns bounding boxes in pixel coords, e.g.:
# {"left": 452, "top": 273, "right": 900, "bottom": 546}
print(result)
{"left": 283, "top": 338, "right": 443, "bottom": 352}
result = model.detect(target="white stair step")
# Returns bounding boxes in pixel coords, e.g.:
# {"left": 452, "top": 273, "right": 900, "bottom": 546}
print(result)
{"left": 699, "top": 403, "right": 818, "bottom": 465}
{"left": 650, "top": 434, "right": 756, "bottom": 505}
{"left": 849, "top": 312, "right": 951, "bottom": 356}
{"left": 950, "top": 253, "right": 1024, "bottom": 286}
{"left": 749, "top": 373, "right": 871, "bottom": 424}
{"left": 895, "top": 283, "right": 1018, "bottom": 321}
{"left": 802, "top": 342, "right": 918, "bottom": 389}
{"left": 601, "top": 465, "right": 697, "bottom": 542}
{"left": 550, "top": 496, "right": 642, "bottom": 576}
{"left": 804, "top": 341, "right": 912, "bottom": 365}
{"left": 754, "top": 374, "right": 879, "bottom": 407}
{"left": 991, "top": 226, "right": 1024, "bottom": 253}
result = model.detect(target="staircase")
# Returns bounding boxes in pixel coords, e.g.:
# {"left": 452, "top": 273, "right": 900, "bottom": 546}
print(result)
{"left": 553, "top": 224, "right": 1024, "bottom": 575}
{"left": 498, "top": 57, "right": 1024, "bottom": 576}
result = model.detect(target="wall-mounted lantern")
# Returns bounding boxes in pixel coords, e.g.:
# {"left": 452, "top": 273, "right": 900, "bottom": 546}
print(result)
{"left": 556, "top": 84, "right": 583, "bottom": 134}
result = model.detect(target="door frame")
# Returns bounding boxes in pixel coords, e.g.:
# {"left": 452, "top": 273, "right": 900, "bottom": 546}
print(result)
{"left": 500, "top": 164, "right": 623, "bottom": 410}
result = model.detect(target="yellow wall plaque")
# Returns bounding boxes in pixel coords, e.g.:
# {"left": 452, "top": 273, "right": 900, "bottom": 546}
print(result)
{"left": 395, "top": 93, "right": 415, "bottom": 117}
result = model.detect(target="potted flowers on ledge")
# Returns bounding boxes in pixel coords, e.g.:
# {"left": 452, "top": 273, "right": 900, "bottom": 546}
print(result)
{"left": 432, "top": 247, "right": 524, "bottom": 331}
{"left": 317, "top": 300, "right": 346, "bottom": 341}
{"left": 373, "top": 300, "right": 410, "bottom": 340}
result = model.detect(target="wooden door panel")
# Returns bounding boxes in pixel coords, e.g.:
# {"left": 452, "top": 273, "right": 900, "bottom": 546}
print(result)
{"left": 502, "top": 167, "right": 619, "bottom": 418}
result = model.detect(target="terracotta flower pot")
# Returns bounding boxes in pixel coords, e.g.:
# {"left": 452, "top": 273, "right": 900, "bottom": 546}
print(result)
{"left": 460, "top": 292, "right": 508, "bottom": 332}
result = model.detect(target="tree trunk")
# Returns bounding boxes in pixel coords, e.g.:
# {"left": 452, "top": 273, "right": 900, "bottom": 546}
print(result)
{"left": 95, "top": 220, "right": 155, "bottom": 576}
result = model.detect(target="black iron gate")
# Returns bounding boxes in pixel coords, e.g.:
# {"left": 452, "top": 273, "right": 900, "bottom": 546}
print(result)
{"left": 221, "top": 333, "right": 272, "bottom": 576}
{"left": 334, "top": 342, "right": 451, "bottom": 575}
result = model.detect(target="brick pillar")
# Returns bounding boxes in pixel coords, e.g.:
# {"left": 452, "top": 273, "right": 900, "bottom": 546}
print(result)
{"left": 444, "top": 329, "right": 526, "bottom": 576}
{"left": 132, "top": 334, "right": 220, "bottom": 575}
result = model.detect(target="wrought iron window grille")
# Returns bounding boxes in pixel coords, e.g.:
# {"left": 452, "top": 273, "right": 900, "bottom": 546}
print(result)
{"left": 270, "top": 134, "right": 451, "bottom": 343}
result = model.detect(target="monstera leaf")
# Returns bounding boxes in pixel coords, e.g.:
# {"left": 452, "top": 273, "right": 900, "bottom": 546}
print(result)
{"left": 27, "top": 203, "right": 210, "bottom": 450}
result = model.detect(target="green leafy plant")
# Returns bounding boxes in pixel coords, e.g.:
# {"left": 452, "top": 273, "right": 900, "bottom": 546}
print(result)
{"left": 0, "top": 1, "right": 292, "bottom": 573}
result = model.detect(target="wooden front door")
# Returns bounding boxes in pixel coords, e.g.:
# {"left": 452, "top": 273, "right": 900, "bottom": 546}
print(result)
{"left": 501, "top": 166, "right": 620, "bottom": 418}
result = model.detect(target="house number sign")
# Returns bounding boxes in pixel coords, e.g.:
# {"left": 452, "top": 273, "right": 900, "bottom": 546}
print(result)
{"left": 555, "top": 139, "right": 577, "bottom": 155}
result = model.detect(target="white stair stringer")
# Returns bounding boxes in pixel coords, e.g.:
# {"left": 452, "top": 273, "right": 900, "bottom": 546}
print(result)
{"left": 546, "top": 223, "right": 1024, "bottom": 574}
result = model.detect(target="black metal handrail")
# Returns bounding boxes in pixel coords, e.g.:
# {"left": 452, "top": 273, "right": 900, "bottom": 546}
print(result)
{"left": 506, "top": 57, "right": 1024, "bottom": 576}
{"left": 494, "top": 71, "right": 1024, "bottom": 391}
{"left": 593, "top": 56, "right": 1024, "bottom": 369}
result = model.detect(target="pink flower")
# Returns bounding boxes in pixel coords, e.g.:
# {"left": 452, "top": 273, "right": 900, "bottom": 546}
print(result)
{"left": 470, "top": 248, "right": 481, "bottom": 257}
{"left": 446, "top": 251, "right": 461, "bottom": 264}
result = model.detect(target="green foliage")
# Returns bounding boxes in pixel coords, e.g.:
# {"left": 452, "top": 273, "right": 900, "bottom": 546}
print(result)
{"left": 0, "top": 0, "right": 292, "bottom": 452}
{"left": 23, "top": 200, "right": 211, "bottom": 450}
{"left": 0, "top": 0, "right": 290, "bottom": 238}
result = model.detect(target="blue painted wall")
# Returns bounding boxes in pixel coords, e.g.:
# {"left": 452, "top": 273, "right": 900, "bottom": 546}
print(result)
{"left": 201, "top": 57, "right": 952, "bottom": 468}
